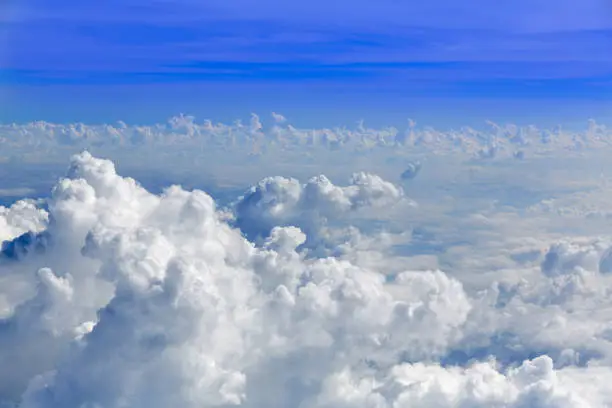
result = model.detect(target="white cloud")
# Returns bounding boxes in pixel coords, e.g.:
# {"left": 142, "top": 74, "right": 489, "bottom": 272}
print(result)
{"left": 0, "top": 115, "right": 608, "bottom": 160}
{"left": 311, "top": 355, "right": 605, "bottom": 407}
{"left": 232, "top": 172, "right": 407, "bottom": 250}
{"left": 0, "top": 200, "right": 48, "bottom": 243}
{"left": 2, "top": 149, "right": 612, "bottom": 407}
{"left": 271, "top": 112, "right": 287, "bottom": 124}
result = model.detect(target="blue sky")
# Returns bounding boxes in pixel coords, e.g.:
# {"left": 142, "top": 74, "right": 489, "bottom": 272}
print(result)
{"left": 0, "top": 0, "right": 611, "bottom": 125}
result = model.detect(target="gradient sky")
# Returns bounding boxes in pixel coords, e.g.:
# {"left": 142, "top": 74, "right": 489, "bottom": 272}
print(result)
{"left": 0, "top": 0, "right": 611, "bottom": 126}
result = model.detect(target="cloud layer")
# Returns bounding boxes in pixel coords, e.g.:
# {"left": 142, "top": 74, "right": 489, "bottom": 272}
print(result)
{"left": 0, "top": 114, "right": 609, "bottom": 160}
{"left": 1, "top": 152, "right": 612, "bottom": 406}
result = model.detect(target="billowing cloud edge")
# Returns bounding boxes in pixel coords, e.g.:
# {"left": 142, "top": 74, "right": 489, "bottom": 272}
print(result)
{"left": 1, "top": 152, "right": 612, "bottom": 407}
{"left": 0, "top": 114, "right": 609, "bottom": 160}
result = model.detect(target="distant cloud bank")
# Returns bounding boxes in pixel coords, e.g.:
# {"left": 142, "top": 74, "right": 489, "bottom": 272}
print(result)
{"left": 0, "top": 114, "right": 609, "bottom": 160}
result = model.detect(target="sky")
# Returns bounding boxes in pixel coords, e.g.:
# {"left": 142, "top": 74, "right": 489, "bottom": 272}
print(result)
{"left": 1, "top": 0, "right": 611, "bottom": 125}
{"left": 5, "top": 2, "right": 612, "bottom": 406}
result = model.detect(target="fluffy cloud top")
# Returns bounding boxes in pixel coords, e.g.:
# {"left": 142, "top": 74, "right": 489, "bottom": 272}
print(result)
{"left": 0, "top": 115, "right": 609, "bottom": 160}
{"left": 233, "top": 172, "right": 405, "bottom": 246}
{"left": 0, "top": 201, "right": 47, "bottom": 243}
{"left": 1, "top": 152, "right": 612, "bottom": 407}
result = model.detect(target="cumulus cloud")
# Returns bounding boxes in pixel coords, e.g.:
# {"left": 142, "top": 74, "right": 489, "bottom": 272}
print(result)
{"left": 232, "top": 172, "right": 407, "bottom": 250}
{"left": 400, "top": 160, "right": 422, "bottom": 181}
{"left": 271, "top": 112, "right": 287, "bottom": 124}
{"left": 2, "top": 152, "right": 612, "bottom": 407}
{"left": 0, "top": 200, "right": 48, "bottom": 243}
{"left": 312, "top": 355, "right": 602, "bottom": 407}
{"left": 0, "top": 115, "right": 609, "bottom": 160}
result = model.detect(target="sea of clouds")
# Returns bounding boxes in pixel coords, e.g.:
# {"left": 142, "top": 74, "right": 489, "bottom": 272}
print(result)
{"left": 2, "top": 115, "right": 612, "bottom": 407}
{"left": 1, "top": 113, "right": 609, "bottom": 172}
